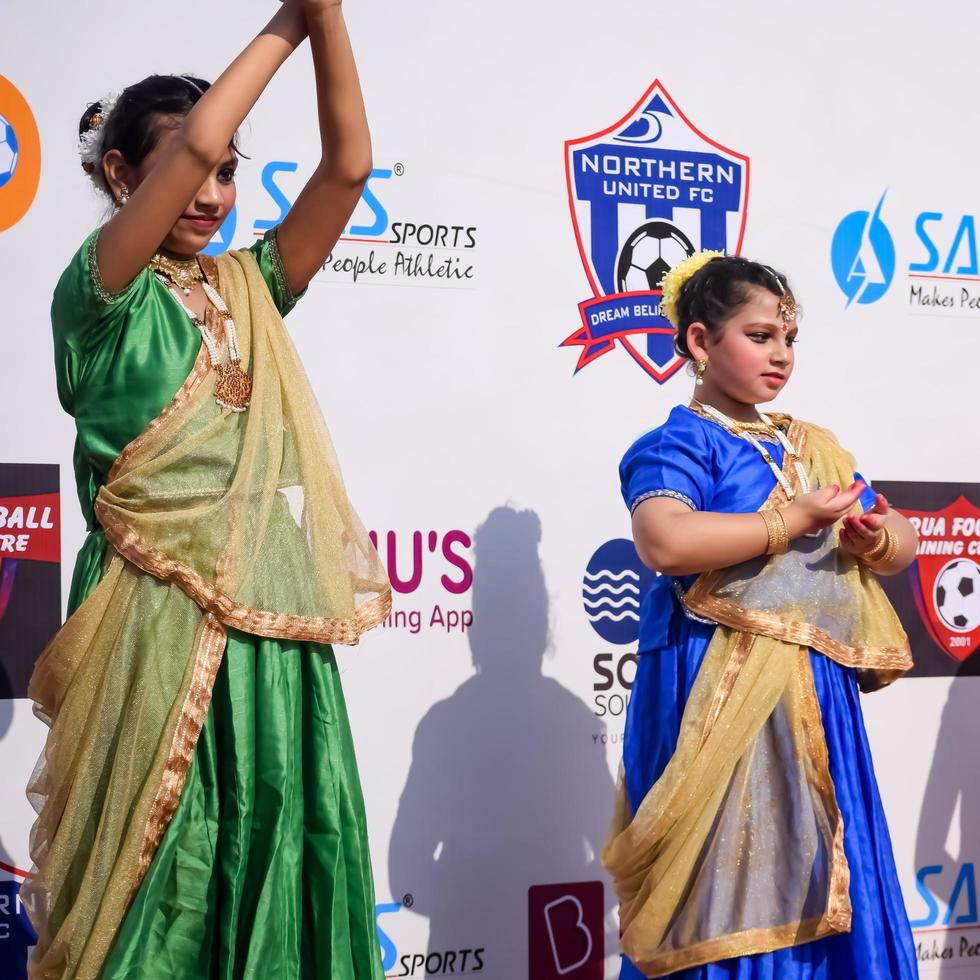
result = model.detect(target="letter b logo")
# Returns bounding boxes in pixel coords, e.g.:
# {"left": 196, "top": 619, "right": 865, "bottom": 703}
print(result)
{"left": 528, "top": 881, "right": 603, "bottom": 978}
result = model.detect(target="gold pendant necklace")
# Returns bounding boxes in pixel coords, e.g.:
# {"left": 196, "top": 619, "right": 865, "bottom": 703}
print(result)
{"left": 157, "top": 271, "right": 252, "bottom": 412}
{"left": 150, "top": 253, "right": 205, "bottom": 295}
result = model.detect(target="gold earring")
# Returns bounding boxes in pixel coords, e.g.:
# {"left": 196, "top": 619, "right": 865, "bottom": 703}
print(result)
{"left": 117, "top": 183, "right": 130, "bottom": 207}
{"left": 695, "top": 358, "right": 707, "bottom": 385}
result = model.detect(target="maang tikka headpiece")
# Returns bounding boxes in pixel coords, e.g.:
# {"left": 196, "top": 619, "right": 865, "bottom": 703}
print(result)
{"left": 763, "top": 266, "right": 800, "bottom": 330}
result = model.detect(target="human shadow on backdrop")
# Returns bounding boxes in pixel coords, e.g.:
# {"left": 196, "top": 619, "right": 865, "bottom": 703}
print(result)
{"left": 388, "top": 505, "right": 616, "bottom": 974}
{"left": 915, "top": 660, "right": 980, "bottom": 977}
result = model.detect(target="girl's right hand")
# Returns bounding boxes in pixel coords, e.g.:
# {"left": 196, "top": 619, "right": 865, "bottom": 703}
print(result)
{"left": 784, "top": 482, "right": 866, "bottom": 538}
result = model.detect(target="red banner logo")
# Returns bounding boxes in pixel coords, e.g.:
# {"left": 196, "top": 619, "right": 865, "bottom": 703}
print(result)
{"left": 900, "top": 496, "right": 980, "bottom": 661}
{"left": 0, "top": 493, "right": 60, "bottom": 563}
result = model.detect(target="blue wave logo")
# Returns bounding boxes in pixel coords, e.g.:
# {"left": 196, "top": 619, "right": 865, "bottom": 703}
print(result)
{"left": 582, "top": 539, "right": 656, "bottom": 645}
{"left": 831, "top": 192, "right": 896, "bottom": 307}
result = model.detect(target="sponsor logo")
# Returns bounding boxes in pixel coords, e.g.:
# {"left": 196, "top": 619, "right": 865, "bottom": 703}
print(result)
{"left": 583, "top": 539, "right": 651, "bottom": 742}
{"left": 528, "top": 881, "right": 604, "bottom": 979}
{"left": 901, "top": 497, "right": 980, "bottom": 660}
{"left": 0, "top": 464, "right": 60, "bottom": 699}
{"left": 376, "top": 898, "right": 486, "bottom": 977}
{"left": 369, "top": 530, "right": 474, "bottom": 635}
{"left": 0, "top": 874, "right": 36, "bottom": 977}
{"left": 205, "top": 160, "right": 477, "bottom": 288}
{"left": 832, "top": 193, "right": 980, "bottom": 315}
{"left": 910, "top": 863, "right": 980, "bottom": 965}
{"left": 912, "top": 862, "right": 979, "bottom": 928}
{"left": 830, "top": 191, "right": 896, "bottom": 306}
{"left": 592, "top": 651, "right": 637, "bottom": 723}
{"left": 582, "top": 538, "right": 655, "bottom": 645}
{"left": 872, "top": 483, "right": 980, "bottom": 676}
{"left": 0, "top": 76, "right": 42, "bottom": 232}
{"left": 562, "top": 80, "right": 749, "bottom": 382}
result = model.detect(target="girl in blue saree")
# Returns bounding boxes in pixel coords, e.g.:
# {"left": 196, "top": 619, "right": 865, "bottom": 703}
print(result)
{"left": 608, "top": 253, "right": 920, "bottom": 980}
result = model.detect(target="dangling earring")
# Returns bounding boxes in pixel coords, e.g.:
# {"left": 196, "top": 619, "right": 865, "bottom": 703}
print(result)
{"left": 695, "top": 358, "right": 707, "bottom": 386}
{"left": 116, "top": 183, "right": 130, "bottom": 207}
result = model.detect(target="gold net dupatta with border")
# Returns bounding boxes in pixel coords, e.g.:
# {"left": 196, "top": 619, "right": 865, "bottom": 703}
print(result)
{"left": 603, "top": 419, "right": 912, "bottom": 978}
{"left": 24, "top": 248, "right": 390, "bottom": 979}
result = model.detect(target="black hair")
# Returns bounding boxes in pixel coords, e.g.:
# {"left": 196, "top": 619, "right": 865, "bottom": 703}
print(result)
{"left": 79, "top": 74, "right": 241, "bottom": 192}
{"left": 673, "top": 255, "right": 795, "bottom": 359}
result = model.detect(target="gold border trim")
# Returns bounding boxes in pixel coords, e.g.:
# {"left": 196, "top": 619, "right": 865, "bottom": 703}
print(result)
{"left": 631, "top": 914, "right": 847, "bottom": 978}
{"left": 95, "top": 501, "right": 391, "bottom": 645}
{"left": 698, "top": 630, "right": 753, "bottom": 748}
{"left": 683, "top": 420, "right": 912, "bottom": 673}
{"left": 627, "top": 649, "right": 852, "bottom": 978}
{"left": 131, "top": 614, "right": 228, "bottom": 894}
{"left": 99, "top": 252, "right": 391, "bottom": 645}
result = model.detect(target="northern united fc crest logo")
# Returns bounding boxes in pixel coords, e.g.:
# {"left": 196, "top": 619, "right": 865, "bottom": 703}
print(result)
{"left": 562, "top": 81, "right": 749, "bottom": 383}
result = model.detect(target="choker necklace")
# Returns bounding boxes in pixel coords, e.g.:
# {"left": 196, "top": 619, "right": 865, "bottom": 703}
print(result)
{"left": 690, "top": 400, "right": 810, "bottom": 500}
{"left": 151, "top": 253, "right": 204, "bottom": 295}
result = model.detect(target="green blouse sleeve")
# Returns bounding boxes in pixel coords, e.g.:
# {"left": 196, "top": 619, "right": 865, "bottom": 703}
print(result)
{"left": 51, "top": 226, "right": 152, "bottom": 412}
{"left": 246, "top": 226, "right": 307, "bottom": 318}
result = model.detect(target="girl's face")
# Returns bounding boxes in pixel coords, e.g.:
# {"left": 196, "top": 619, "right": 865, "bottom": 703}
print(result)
{"left": 695, "top": 285, "right": 797, "bottom": 407}
{"left": 117, "top": 118, "right": 237, "bottom": 257}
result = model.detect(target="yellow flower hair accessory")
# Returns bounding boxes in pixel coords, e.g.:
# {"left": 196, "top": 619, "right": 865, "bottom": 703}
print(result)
{"left": 658, "top": 250, "right": 725, "bottom": 328}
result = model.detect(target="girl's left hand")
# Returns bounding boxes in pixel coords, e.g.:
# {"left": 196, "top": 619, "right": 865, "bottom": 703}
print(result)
{"left": 839, "top": 492, "right": 889, "bottom": 556}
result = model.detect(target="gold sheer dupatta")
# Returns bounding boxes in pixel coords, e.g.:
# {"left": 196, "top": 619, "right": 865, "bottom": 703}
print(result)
{"left": 603, "top": 419, "right": 912, "bottom": 978}
{"left": 24, "top": 249, "right": 390, "bottom": 979}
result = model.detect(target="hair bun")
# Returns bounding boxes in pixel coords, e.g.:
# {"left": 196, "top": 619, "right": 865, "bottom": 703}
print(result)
{"left": 79, "top": 101, "right": 105, "bottom": 137}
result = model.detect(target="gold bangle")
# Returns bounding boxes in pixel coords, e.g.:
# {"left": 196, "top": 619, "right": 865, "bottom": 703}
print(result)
{"left": 864, "top": 527, "right": 899, "bottom": 570}
{"left": 760, "top": 508, "right": 788, "bottom": 556}
{"left": 860, "top": 529, "right": 890, "bottom": 564}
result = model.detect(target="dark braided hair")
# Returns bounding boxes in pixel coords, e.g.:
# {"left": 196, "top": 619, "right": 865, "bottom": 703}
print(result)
{"left": 673, "top": 256, "right": 795, "bottom": 359}
{"left": 79, "top": 74, "right": 242, "bottom": 194}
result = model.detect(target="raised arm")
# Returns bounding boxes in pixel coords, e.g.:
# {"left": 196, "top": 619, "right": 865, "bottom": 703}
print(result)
{"left": 632, "top": 482, "right": 869, "bottom": 576}
{"left": 275, "top": 0, "right": 372, "bottom": 295}
{"left": 97, "top": 1, "right": 308, "bottom": 293}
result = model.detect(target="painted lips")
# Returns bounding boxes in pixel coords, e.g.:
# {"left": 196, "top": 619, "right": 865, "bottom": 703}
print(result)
{"left": 182, "top": 215, "right": 221, "bottom": 230}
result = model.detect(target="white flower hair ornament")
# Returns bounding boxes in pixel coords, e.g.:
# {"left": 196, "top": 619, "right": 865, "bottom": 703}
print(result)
{"left": 78, "top": 91, "right": 121, "bottom": 171}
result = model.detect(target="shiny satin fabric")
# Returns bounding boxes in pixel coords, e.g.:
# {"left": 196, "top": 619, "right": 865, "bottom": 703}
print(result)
{"left": 53, "top": 551, "right": 385, "bottom": 980}
{"left": 603, "top": 419, "right": 913, "bottom": 978}
{"left": 93, "top": 248, "right": 390, "bottom": 643}
{"left": 101, "top": 624, "right": 383, "bottom": 980}
{"left": 620, "top": 642, "right": 919, "bottom": 980}
{"left": 52, "top": 229, "right": 300, "bottom": 532}
{"left": 28, "top": 241, "right": 389, "bottom": 979}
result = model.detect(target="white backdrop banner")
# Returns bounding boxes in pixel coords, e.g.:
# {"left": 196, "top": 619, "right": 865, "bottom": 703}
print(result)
{"left": 2, "top": 1, "right": 980, "bottom": 977}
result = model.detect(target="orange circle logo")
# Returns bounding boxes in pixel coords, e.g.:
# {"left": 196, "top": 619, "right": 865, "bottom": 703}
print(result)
{"left": 0, "top": 76, "right": 41, "bottom": 232}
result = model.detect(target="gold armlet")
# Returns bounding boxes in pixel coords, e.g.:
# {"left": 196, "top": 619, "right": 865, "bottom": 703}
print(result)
{"left": 760, "top": 508, "right": 789, "bottom": 556}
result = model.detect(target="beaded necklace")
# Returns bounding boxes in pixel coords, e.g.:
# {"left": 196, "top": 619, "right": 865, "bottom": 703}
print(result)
{"left": 153, "top": 262, "right": 252, "bottom": 412}
{"left": 690, "top": 400, "right": 810, "bottom": 500}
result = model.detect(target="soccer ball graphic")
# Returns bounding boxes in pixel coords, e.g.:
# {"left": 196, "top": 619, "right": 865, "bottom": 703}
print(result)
{"left": 934, "top": 558, "right": 980, "bottom": 633}
{"left": 0, "top": 114, "right": 19, "bottom": 190}
{"left": 616, "top": 220, "right": 695, "bottom": 294}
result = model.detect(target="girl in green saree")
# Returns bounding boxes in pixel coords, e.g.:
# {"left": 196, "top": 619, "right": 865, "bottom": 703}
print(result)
{"left": 25, "top": 2, "right": 391, "bottom": 977}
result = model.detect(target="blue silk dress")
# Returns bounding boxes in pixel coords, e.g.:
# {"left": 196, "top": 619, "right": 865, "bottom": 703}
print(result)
{"left": 618, "top": 406, "right": 919, "bottom": 980}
